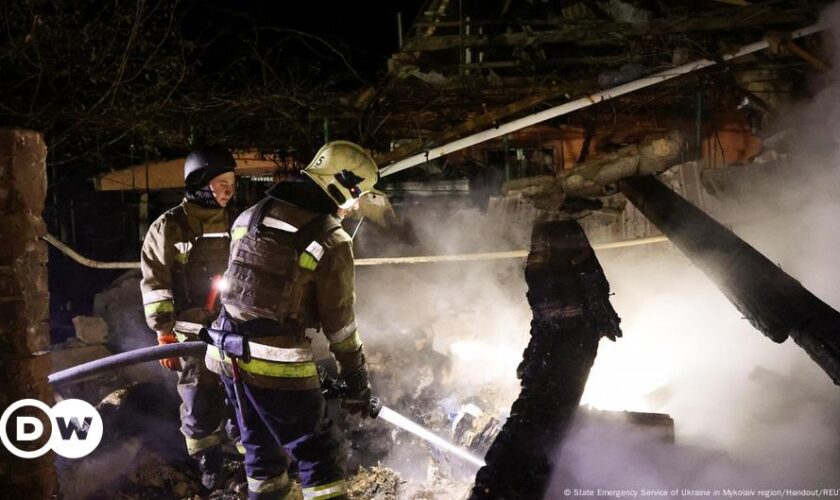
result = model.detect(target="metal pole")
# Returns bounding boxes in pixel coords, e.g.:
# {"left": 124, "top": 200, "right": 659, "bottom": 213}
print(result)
{"left": 41, "top": 232, "right": 668, "bottom": 270}
{"left": 503, "top": 134, "right": 511, "bottom": 181}
{"left": 353, "top": 236, "right": 668, "bottom": 266}
{"left": 41, "top": 233, "right": 140, "bottom": 269}
{"left": 380, "top": 24, "right": 824, "bottom": 177}
{"left": 138, "top": 192, "right": 149, "bottom": 246}
{"left": 397, "top": 11, "right": 403, "bottom": 49}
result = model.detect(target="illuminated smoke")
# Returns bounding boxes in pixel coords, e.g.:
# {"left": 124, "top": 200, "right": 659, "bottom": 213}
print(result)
{"left": 552, "top": 3, "right": 840, "bottom": 493}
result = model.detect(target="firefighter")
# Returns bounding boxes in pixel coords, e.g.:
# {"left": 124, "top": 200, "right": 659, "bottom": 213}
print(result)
{"left": 139, "top": 146, "right": 240, "bottom": 490}
{"left": 203, "top": 140, "right": 378, "bottom": 500}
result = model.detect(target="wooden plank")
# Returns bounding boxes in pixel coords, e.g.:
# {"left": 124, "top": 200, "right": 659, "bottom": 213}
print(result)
{"left": 620, "top": 176, "right": 840, "bottom": 384}
{"left": 402, "top": 10, "right": 809, "bottom": 52}
{"left": 96, "top": 151, "right": 281, "bottom": 191}
{"left": 451, "top": 53, "right": 633, "bottom": 70}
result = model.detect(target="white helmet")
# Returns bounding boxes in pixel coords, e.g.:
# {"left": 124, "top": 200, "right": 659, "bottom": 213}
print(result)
{"left": 302, "top": 141, "right": 380, "bottom": 209}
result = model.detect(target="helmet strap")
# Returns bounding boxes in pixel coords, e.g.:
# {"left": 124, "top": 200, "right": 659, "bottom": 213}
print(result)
{"left": 327, "top": 185, "right": 348, "bottom": 206}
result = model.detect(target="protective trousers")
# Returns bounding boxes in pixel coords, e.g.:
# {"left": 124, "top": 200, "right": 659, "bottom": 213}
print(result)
{"left": 178, "top": 354, "right": 241, "bottom": 456}
{"left": 220, "top": 376, "right": 347, "bottom": 500}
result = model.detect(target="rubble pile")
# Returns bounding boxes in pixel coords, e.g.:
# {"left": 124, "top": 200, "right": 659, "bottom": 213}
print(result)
{"left": 103, "top": 454, "right": 202, "bottom": 499}
{"left": 92, "top": 270, "right": 151, "bottom": 352}
{"left": 52, "top": 269, "right": 166, "bottom": 402}
{"left": 50, "top": 315, "right": 118, "bottom": 403}
{"left": 63, "top": 383, "right": 245, "bottom": 499}
{"left": 342, "top": 336, "right": 504, "bottom": 498}
{"left": 58, "top": 205, "right": 529, "bottom": 499}
{"left": 84, "top": 451, "right": 248, "bottom": 500}
{"left": 346, "top": 466, "right": 402, "bottom": 499}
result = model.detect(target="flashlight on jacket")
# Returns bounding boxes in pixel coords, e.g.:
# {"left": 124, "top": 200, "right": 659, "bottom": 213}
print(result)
{"left": 205, "top": 275, "right": 228, "bottom": 312}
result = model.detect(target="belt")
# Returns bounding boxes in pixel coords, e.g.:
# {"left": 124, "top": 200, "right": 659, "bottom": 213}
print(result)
{"left": 206, "top": 345, "right": 317, "bottom": 378}
{"left": 200, "top": 325, "right": 313, "bottom": 362}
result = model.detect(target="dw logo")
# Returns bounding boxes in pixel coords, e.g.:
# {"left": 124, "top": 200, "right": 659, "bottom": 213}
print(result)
{"left": 1, "top": 399, "right": 103, "bottom": 459}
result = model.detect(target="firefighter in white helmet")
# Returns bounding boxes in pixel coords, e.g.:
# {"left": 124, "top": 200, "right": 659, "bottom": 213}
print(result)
{"left": 204, "top": 141, "right": 379, "bottom": 500}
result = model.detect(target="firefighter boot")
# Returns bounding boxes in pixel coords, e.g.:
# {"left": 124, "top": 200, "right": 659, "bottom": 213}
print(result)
{"left": 196, "top": 446, "right": 227, "bottom": 491}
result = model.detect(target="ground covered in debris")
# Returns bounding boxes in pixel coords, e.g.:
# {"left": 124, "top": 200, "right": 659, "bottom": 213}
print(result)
{"left": 55, "top": 202, "right": 534, "bottom": 499}
{"left": 56, "top": 199, "right": 675, "bottom": 499}
{"left": 57, "top": 377, "right": 482, "bottom": 499}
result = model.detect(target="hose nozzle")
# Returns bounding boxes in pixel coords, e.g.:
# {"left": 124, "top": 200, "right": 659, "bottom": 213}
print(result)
{"left": 369, "top": 396, "right": 383, "bottom": 419}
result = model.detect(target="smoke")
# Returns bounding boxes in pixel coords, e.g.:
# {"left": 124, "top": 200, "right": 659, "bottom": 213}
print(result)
{"left": 550, "top": 4, "right": 840, "bottom": 495}
{"left": 564, "top": 250, "right": 840, "bottom": 491}
{"left": 355, "top": 201, "right": 533, "bottom": 411}
{"left": 353, "top": 200, "right": 534, "bottom": 481}
{"left": 350, "top": 7, "right": 840, "bottom": 492}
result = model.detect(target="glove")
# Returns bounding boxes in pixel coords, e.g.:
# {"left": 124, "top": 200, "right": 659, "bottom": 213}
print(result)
{"left": 341, "top": 366, "right": 374, "bottom": 418}
{"left": 157, "top": 334, "right": 182, "bottom": 371}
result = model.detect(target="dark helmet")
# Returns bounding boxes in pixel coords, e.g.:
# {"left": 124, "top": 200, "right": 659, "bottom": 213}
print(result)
{"left": 184, "top": 147, "right": 236, "bottom": 188}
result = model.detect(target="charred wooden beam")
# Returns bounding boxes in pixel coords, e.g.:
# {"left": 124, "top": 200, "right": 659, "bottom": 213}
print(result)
{"left": 446, "top": 53, "right": 636, "bottom": 71}
{"left": 784, "top": 40, "right": 831, "bottom": 72}
{"left": 620, "top": 175, "right": 840, "bottom": 384}
{"left": 502, "top": 131, "right": 686, "bottom": 209}
{"left": 402, "top": 10, "right": 811, "bottom": 52}
{"left": 470, "top": 220, "right": 621, "bottom": 500}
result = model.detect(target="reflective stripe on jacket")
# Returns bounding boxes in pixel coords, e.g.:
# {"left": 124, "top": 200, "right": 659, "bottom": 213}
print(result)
{"left": 140, "top": 200, "right": 232, "bottom": 333}
{"left": 205, "top": 197, "right": 364, "bottom": 389}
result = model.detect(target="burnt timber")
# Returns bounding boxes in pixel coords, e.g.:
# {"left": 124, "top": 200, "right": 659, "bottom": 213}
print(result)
{"left": 470, "top": 220, "right": 621, "bottom": 499}
{"left": 620, "top": 175, "right": 840, "bottom": 385}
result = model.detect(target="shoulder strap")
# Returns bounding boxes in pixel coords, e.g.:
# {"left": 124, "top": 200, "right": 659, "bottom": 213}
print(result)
{"left": 247, "top": 197, "right": 274, "bottom": 233}
{"left": 171, "top": 205, "right": 197, "bottom": 241}
{"left": 246, "top": 197, "right": 341, "bottom": 253}
{"left": 292, "top": 215, "right": 342, "bottom": 254}
{"left": 223, "top": 204, "right": 238, "bottom": 233}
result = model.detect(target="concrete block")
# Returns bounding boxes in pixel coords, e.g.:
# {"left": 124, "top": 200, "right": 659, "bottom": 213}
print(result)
{"left": 72, "top": 316, "right": 110, "bottom": 345}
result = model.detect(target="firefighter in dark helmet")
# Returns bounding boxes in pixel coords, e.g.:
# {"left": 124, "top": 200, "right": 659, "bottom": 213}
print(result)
{"left": 139, "top": 146, "right": 241, "bottom": 490}
{"left": 204, "top": 140, "right": 379, "bottom": 500}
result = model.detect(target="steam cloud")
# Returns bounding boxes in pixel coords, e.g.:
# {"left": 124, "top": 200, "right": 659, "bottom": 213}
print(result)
{"left": 552, "top": 3, "right": 840, "bottom": 495}
{"left": 356, "top": 3, "right": 840, "bottom": 495}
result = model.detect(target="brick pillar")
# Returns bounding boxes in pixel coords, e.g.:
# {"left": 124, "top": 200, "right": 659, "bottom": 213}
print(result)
{"left": 0, "top": 129, "right": 56, "bottom": 498}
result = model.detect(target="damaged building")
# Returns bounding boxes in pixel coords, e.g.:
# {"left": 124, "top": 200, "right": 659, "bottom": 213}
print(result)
{"left": 2, "top": 0, "right": 840, "bottom": 499}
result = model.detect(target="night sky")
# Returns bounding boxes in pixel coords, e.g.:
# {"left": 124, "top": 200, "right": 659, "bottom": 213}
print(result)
{"left": 180, "top": 1, "right": 427, "bottom": 83}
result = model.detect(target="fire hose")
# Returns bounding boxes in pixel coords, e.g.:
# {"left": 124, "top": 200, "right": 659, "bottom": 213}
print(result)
{"left": 47, "top": 341, "right": 207, "bottom": 386}
{"left": 47, "top": 341, "right": 486, "bottom": 466}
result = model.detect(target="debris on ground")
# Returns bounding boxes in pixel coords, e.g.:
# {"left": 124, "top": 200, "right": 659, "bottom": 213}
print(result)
{"left": 121, "top": 454, "right": 201, "bottom": 498}
{"left": 347, "top": 465, "right": 403, "bottom": 499}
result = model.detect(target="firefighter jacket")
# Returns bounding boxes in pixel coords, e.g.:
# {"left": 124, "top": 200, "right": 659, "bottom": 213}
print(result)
{"left": 204, "top": 197, "right": 365, "bottom": 390}
{"left": 140, "top": 200, "right": 232, "bottom": 335}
